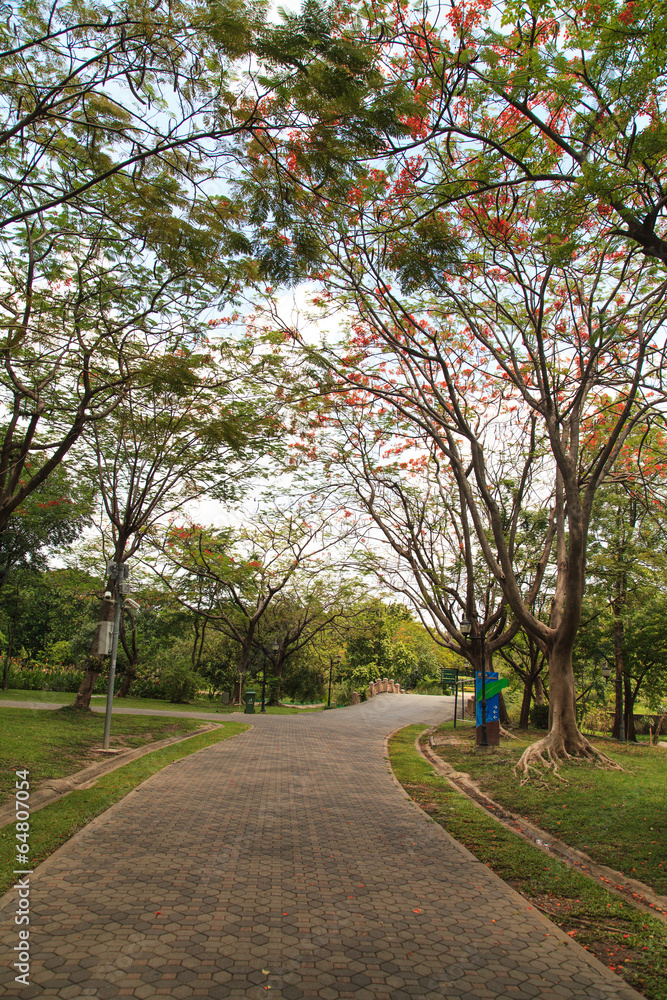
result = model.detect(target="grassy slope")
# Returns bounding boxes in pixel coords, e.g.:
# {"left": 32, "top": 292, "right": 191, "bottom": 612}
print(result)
{"left": 0, "top": 721, "right": 249, "bottom": 896}
{"left": 0, "top": 689, "right": 323, "bottom": 713}
{"left": 430, "top": 724, "right": 667, "bottom": 895}
{"left": 389, "top": 725, "right": 667, "bottom": 1000}
{"left": 0, "top": 706, "right": 202, "bottom": 804}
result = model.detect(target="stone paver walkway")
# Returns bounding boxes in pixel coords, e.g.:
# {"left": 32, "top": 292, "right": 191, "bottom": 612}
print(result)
{"left": 1, "top": 696, "right": 642, "bottom": 999}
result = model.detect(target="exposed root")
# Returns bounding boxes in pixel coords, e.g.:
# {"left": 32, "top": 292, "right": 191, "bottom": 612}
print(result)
{"left": 514, "top": 732, "right": 623, "bottom": 785}
{"left": 499, "top": 725, "right": 517, "bottom": 740}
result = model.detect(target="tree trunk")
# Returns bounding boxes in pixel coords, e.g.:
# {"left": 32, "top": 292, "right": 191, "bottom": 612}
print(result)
{"left": 117, "top": 664, "right": 136, "bottom": 698}
{"left": 72, "top": 578, "right": 116, "bottom": 710}
{"left": 116, "top": 610, "right": 138, "bottom": 699}
{"left": 534, "top": 675, "right": 546, "bottom": 705}
{"left": 651, "top": 707, "right": 667, "bottom": 746}
{"left": 547, "top": 641, "right": 585, "bottom": 750}
{"left": 612, "top": 617, "right": 625, "bottom": 740}
{"left": 268, "top": 656, "right": 284, "bottom": 706}
{"left": 72, "top": 656, "right": 104, "bottom": 710}
{"left": 235, "top": 640, "right": 255, "bottom": 706}
{"left": 515, "top": 638, "right": 619, "bottom": 779}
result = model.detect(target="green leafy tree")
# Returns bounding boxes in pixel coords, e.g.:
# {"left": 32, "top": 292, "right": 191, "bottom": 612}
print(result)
{"left": 156, "top": 502, "right": 359, "bottom": 703}
{"left": 0, "top": 460, "right": 94, "bottom": 588}
{"left": 353, "top": 0, "right": 667, "bottom": 267}
{"left": 342, "top": 600, "right": 455, "bottom": 690}
{"left": 71, "top": 362, "right": 279, "bottom": 709}
{"left": 582, "top": 444, "right": 667, "bottom": 738}
{"left": 0, "top": 0, "right": 421, "bottom": 535}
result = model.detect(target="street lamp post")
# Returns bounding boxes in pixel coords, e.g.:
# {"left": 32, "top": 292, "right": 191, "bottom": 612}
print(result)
{"left": 461, "top": 616, "right": 488, "bottom": 748}
{"left": 102, "top": 560, "right": 136, "bottom": 750}
{"left": 327, "top": 653, "right": 341, "bottom": 709}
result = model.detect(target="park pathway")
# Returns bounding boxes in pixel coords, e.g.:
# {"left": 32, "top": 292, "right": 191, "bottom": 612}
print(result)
{"left": 0, "top": 696, "right": 642, "bottom": 1000}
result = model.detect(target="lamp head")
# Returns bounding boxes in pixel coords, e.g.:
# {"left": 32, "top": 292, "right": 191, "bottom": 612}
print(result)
{"left": 460, "top": 616, "right": 472, "bottom": 637}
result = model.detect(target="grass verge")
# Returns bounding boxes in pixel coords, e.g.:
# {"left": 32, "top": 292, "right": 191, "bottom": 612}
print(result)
{"left": 0, "top": 706, "right": 203, "bottom": 805}
{"left": 389, "top": 725, "right": 667, "bottom": 1000}
{"left": 430, "top": 723, "right": 667, "bottom": 895}
{"left": 0, "top": 689, "right": 324, "bottom": 714}
{"left": 0, "top": 721, "right": 249, "bottom": 897}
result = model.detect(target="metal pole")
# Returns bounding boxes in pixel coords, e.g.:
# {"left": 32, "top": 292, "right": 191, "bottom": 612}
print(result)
{"left": 327, "top": 656, "right": 333, "bottom": 709}
{"left": 454, "top": 676, "right": 458, "bottom": 729}
{"left": 102, "top": 569, "right": 123, "bottom": 750}
{"left": 480, "top": 636, "right": 488, "bottom": 747}
{"left": 261, "top": 651, "right": 267, "bottom": 713}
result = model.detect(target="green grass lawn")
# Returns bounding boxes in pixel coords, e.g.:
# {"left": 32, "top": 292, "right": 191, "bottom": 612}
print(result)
{"left": 390, "top": 725, "right": 667, "bottom": 1000}
{"left": 0, "top": 721, "right": 248, "bottom": 896}
{"left": 0, "top": 689, "right": 324, "bottom": 714}
{"left": 0, "top": 706, "right": 203, "bottom": 805}
{"left": 429, "top": 724, "right": 667, "bottom": 896}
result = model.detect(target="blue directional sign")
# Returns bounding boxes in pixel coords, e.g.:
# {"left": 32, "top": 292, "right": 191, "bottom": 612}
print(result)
{"left": 475, "top": 672, "right": 507, "bottom": 726}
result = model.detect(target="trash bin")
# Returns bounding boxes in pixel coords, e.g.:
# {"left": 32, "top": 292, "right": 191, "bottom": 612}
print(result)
{"left": 244, "top": 690, "right": 256, "bottom": 714}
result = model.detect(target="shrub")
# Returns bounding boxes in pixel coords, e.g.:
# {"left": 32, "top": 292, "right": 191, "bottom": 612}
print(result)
{"left": 529, "top": 703, "right": 550, "bottom": 729}
{"left": 414, "top": 677, "right": 442, "bottom": 695}
{"left": 161, "top": 659, "right": 198, "bottom": 703}
{"left": 129, "top": 663, "right": 165, "bottom": 699}
{"left": 2, "top": 659, "right": 116, "bottom": 693}
{"left": 580, "top": 707, "right": 611, "bottom": 735}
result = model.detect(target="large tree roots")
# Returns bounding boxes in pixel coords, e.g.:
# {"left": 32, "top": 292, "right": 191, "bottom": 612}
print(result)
{"left": 514, "top": 730, "right": 623, "bottom": 784}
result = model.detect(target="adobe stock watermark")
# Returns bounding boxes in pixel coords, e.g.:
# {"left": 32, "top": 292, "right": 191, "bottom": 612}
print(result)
{"left": 13, "top": 769, "right": 32, "bottom": 987}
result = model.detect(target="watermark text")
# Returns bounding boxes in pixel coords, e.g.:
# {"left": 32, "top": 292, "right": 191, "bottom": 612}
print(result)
{"left": 13, "top": 769, "right": 31, "bottom": 986}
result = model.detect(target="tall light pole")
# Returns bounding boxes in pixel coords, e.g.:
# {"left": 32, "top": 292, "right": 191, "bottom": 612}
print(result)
{"left": 327, "top": 653, "right": 341, "bottom": 709}
{"left": 461, "top": 616, "right": 487, "bottom": 748}
{"left": 102, "top": 560, "right": 134, "bottom": 750}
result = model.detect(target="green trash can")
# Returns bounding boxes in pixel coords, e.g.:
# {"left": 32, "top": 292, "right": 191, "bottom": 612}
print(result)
{"left": 244, "top": 690, "right": 256, "bottom": 714}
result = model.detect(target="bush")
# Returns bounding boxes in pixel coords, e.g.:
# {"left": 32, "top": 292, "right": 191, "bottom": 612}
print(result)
{"left": 161, "top": 659, "right": 198, "bottom": 703}
{"left": 2, "top": 659, "right": 115, "bottom": 693}
{"left": 529, "top": 703, "right": 550, "bottom": 729}
{"left": 580, "top": 707, "right": 611, "bottom": 735}
{"left": 126, "top": 663, "right": 165, "bottom": 699}
{"left": 414, "top": 677, "right": 442, "bottom": 695}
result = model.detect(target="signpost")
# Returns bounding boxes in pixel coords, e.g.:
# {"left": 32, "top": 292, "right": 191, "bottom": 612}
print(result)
{"left": 441, "top": 667, "right": 460, "bottom": 727}
{"left": 475, "top": 672, "right": 509, "bottom": 746}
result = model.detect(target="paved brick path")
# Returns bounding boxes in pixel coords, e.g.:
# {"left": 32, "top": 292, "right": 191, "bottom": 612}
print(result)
{"left": 0, "top": 696, "right": 642, "bottom": 999}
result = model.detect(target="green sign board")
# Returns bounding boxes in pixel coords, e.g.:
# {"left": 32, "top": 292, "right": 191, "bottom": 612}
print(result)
{"left": 441, "top": 668, "right": 459, "bottom": 684}
{"left": 475, "top": 677, "right": 509, "bottom": 702}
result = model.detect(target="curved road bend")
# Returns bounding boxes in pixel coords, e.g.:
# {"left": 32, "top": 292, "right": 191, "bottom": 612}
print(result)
{"left": 0, "top": 695, "right": 641, "bottom": 999}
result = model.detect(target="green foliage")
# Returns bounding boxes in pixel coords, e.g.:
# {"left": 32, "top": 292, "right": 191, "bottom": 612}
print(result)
{"left": 0, "top": 568, "right": 100, "bottom": 661}
{"left": 0, "top": 461, "right": 95, "bottom": 587}
{"left": 3, "top": 660, "right": 114, "bottom": 694}
{"left": 383, "top": 214, "right": 462, "bottom": 292}
{"left": 529, "top": 703, "right": 550, "bottom": 729}
{"left": 342, "top": 600, "right": 451, "bottom": 689}
{"left": 160, "top": 658, "right": 199, "bottom": 703}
